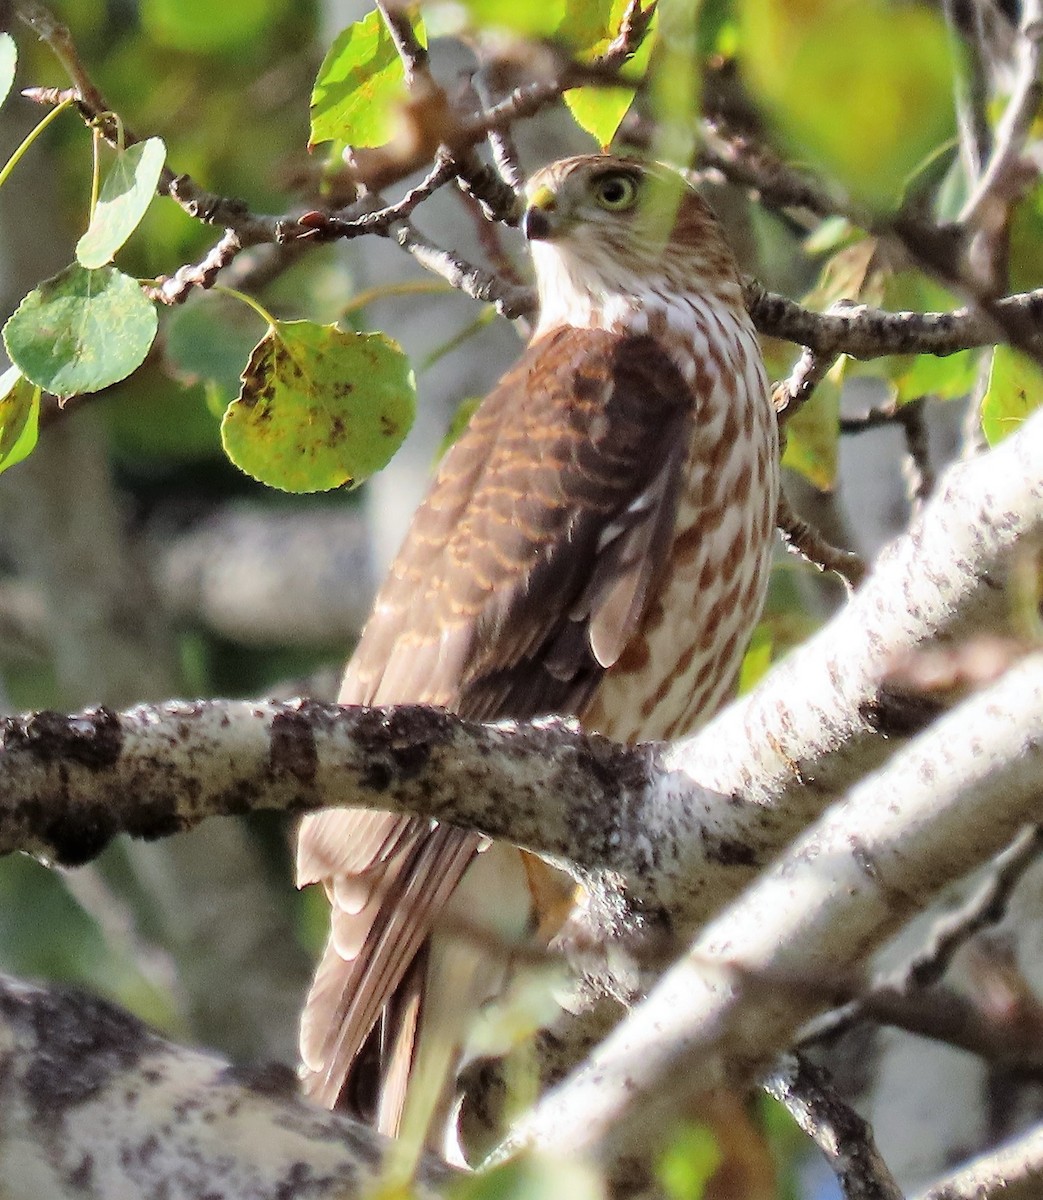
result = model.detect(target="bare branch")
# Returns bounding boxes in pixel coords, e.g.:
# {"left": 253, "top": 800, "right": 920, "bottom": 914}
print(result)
{"left": 914, "top": 1120, "right": 1043, "bottom": 1200}
{"left": 744, "top": 279, "right": 1043, "bottom": 358}
{"left": 766, "top": 1056, "right": 904, "bottom": 1200}
{"left": 774, "top": 345, "right": 838, "bottom": 424}
{"left": 961, "top": 0, "right": 1043, "bottom": 229}
{"left": 776, "top": 491, "right": 867, "bottom": 592}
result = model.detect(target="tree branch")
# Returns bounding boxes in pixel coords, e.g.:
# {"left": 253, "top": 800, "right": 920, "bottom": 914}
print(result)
{"left": 915, "top": 1121, "right": 1043, "bottom": 1200}
{"left": 511, "top": 652, "right": 1043, "bottom": 1182}
{"left": 0, "top": 973, "right": 451, "bottom": 1200}
{"left": 766, "top": 1055, "right": 904, "bottom": 1200}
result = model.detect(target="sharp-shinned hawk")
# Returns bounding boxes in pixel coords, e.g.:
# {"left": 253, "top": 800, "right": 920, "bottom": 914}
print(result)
{"left": 296, "top": 153, "right": 780, "bottom": 1137}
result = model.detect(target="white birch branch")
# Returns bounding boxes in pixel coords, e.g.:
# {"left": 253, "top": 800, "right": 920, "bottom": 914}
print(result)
{"left": 512, "top": 654, "right": 1043, "bottom": 1180}
{"left": 0, "top": 974, "right": 450, "bottom": 1200}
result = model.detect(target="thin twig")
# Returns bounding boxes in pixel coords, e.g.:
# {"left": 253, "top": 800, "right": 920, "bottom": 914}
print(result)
{"left": 801, "top": 826, "right": 1043, "bottom": 1047}
{"left": 374, "top": 0, "right": 430, "bottom": 87}
{"left": 146, "top": 230, "right": 244, "bottom": 306}
{"left": 472, "top": 68, "right": 525, "bottom": 195}
{"left": 776, "top": 492, "right": 867, "bottom": 592}
{"left": 744, "top": 279, "right": 1043, "bottom": 359}
{"left": 895, "top": 398, "right": 936, "bottom": 506}
{"left": 393, "top": 221, "right": 534, "bottom": 318}
{"left": 766, "top": 1056, "right": 904, "bottom": 1200}
{"left": 961, "top": 0, "right": 1043, "bottom": 228}
{"left": 774, "top": 346, "right": 838, "bottom": 424}
{"left": 943, "top": 0, "right": 992, "bottom": 183}
{"left": 905, "top": 825, "right": 1043, "bottom": 990}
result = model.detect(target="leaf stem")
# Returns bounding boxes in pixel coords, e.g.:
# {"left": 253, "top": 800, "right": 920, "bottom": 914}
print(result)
{"left": 0, "top": 95, "right": 73, "bottom": 192}
{"left": 212, "top": 284, "right": 278, "bottom": 330}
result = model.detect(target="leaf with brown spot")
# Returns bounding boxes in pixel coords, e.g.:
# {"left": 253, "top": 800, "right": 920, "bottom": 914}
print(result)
{"left": 220, "top": 320, "right": 415, "bottom": 493}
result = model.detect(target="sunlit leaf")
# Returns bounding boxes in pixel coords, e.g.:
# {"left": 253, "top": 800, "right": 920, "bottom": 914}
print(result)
{"left": 0, "top": 366, "right": 40, "bottom": 474}
{"left": 740, "top": 0, "right": 956, "bottom": 208}
{"left": 450, "top": 1154, "right": 605, "bottom": 1200}
{"left": 563, "top": 0, "right": 656, "bottom": 145}
{"left": 658, "top": 1121, "right": 722, "bottom": 1200}
{"left": 221, "top": 321, "right": 416, "bottom": 492}
{"left": 76, "top": 138, "right": 167, "bottom": 268}
{"left": 447, "top": 0, "right": 568, "bottom": 39}
{"left": 3, "top": 264, "right": 157, "bottom": 398}
{"left": 311, "top": 10, "right": 427, "bottom": 148}
{"left": 141, "top": 0, "right": 282, "bottom": 51}
{"left": 782, "top": 367, "right": 840, "bottom": 490}
{"left": 981, "top": 344, "right": 1043, "bottom": 446}
{"left": 564, "top": 87, "right": 637, "bottom": 147}
{"left": 0, "top": 33, "right": 16, "bottom": 109}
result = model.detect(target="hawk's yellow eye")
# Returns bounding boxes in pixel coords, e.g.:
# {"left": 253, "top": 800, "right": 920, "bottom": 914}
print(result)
{"left": 591, "top": 172, "right": 639, "bottom": 212}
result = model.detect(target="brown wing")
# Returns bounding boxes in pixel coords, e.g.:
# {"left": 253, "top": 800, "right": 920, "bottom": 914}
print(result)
{"left": 297, "top": 327, "right": 697, "bottom": 1117}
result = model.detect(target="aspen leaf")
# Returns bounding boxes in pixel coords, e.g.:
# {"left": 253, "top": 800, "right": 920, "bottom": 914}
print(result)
{"left": 77, "top": 138, "right": 167, "bottom": 268}
{"left": 3, "top": 264, "right": 157, "bottom": 398}
{"left": 311, "top": 10, "right": 427, "bottom": 148}
{"left": 981, "top": 345, "right": 1043, "bottom": 446}
{"left": 221, "top": 321, "right": 415, "bottom": 493}
{"left": 0, "top": 366, "right": 40, "bottom": 474}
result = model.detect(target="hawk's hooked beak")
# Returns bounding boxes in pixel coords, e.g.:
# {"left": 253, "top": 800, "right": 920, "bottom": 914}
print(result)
{"left": 523, "top": 185, "right": 559, "bottom": 242}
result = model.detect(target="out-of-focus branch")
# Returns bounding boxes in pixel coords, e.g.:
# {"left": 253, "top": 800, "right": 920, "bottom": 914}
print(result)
{"left": 914, "top": 1122, "right": 1043, "bottom": 1200}
{"left": 766, "top": 1056, "right": 904, "bottom": 1200}
{"left": 960, "top": 0, "right": 1043, "bottom": 230}
{"left": 0, "top": 973, "right": 450, "bottom": 1200}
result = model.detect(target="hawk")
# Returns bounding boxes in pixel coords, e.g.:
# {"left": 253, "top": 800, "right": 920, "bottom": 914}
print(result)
{"left": 296, "top": 154, "right": 780, "bottom": 1137}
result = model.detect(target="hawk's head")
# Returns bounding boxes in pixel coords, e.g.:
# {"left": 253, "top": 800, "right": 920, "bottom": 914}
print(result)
{"left": 522, "top": 154, "right": 744, "bottom": 338}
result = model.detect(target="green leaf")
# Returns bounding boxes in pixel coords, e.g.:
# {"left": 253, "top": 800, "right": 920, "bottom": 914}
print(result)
{"left": 221, "top": 322, "right": 416, "bottom": 493}
{"left": 564, "top": 0, "right": 655, "bottom": 146}
{"left": 740, "top": 0, "right": 956, "bottom": 208}
{"left": 564, "top": 87, "right": 637, "bottom": 147}
{"left": 3, "top": 264, "right": 158, "bottom": 398}
{"left": 448, "top": 0, "right": 568, "bottom": 39}
{"left": 141, "top": 0, "right": 282, "bottom": 51}
{"left": 450, "top": 1155, "right": 604, "bottom": 1200}
{"left": 650, "top": 0, "right": 701, "bottom": 173}
{"left": 0, "top": 366, "right": 40, "bottom": 474}
{"left": 76, "top": 138, "right": 167, "bottom": 269}
{"left": 311, "top": 10, "right": 427, "bottom": 148}
{"left": 0, "top": 33, "right": 16, "bottom": 109}
{"left": 658, "top": 1121, "right": 722, "bottom": 1200}
{"left": 981, "top": 344, "right": 1043, "bottom": 446}
{"left": 782, "top": 367, "right": 840, "bottom": 490}
{"left": 1008, "top": 180, "right": 1043, "bottom": 292}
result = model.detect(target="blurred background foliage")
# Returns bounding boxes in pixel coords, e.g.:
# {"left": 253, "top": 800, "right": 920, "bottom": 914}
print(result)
{"left": 0, "top": 0, "right": 1032, "bottom": 1192}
